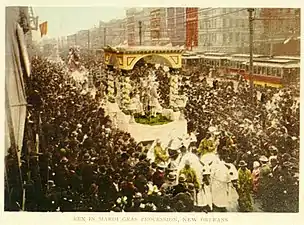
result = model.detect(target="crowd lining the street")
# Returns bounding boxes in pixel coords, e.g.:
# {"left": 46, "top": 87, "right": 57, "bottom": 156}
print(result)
{"left": 5, "top": 52, "right": 299, "bottom": 212}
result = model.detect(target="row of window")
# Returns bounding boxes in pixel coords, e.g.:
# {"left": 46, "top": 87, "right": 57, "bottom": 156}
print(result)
{"left": 199, "top": 59, "right": 294, "bottom": 77}
{"left": 199, "top": 18, "right": 247, "bottom": 30}
{"left": 199, "top": 32, "right": 248, "bottom": 44}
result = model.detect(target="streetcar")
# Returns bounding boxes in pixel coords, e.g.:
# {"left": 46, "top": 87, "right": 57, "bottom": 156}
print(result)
{"left": 182, "top": 53, "right": 202, "bottom": 67}
{"left": 181, "top": 52, "right": 300, "bottom": 87}
{"left": 240, "top": 58, "right": 300, "bottom": 88}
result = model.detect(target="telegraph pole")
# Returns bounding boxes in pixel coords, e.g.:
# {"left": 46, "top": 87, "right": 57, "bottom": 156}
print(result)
{"left": 104, "top": 27, "right": 107, "bottom": 46}
{"left": 248, "top": 8, "right": 254, "bottom": 90}
{"left": 139, "top": 21, "right": 142, "bottom": 45}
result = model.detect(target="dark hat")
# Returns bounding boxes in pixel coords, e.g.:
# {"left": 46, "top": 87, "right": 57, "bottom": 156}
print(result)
{"left": 283, "top": 161, "right": 293, "bottom": 168}
{"left": 187, "top": 183, "right": 195, "bottom": 191}
{"left": 178, "top": 174, "right": 186, "bottom": 183}
{"left": 83, "top": 153, "right": 91, "bottom": 161}
{"left": 282, "top": 153, "right": 291, "bottom": 160}
{"left": 121, "top": 152, "right": 130, "bottom": 160}
{"left": 238, "top": 160, "right": 247, "bottom": 167}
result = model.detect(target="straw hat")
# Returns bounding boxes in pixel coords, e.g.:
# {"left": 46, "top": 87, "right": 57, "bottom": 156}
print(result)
{"left": 259, "top": 155, "right": 269, "bottom": 162}
{"left": 238, "top": 160, "right": 247, "bottom": 167}
{"left": 157, "top": 162, "right": 167, "bottom": 170}
{"left": 253, "top": 161, "right": 260, "bottom": 169}
{"left": 167, "top": 172, "right": 177, "bottom": 181}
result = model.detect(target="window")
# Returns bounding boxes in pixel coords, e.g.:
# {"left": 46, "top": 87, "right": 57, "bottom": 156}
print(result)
{"left": 223, "top": 19, "right": 227, "bottom": 27}
{"left": 257, "top": 66, "right": 262, "bottom": 74}
{"left": 272, "top": 68, "right": 277, "bottom": 76}
{"left": 200, "top": 20, "right": 204, "bottom": 29}
{"left": 267, "top": 67, "right": 272, "bottom": 75}
{"left": 235, "top": 32, "right": 240, "bottom": 42}
{"left": 254, "top": 66, "right": 258, "bottom": 74}
{"left": 277, "top": 68, "right": 282, "bottom": 77}
{"left": 229, "top": 33, "right": 233, "bottom": 43}
{"left": 223, "top": 33, "right": 227, "bottom": 44}
{"left": 241, "top": 19, "right": 245, "bottom": 28}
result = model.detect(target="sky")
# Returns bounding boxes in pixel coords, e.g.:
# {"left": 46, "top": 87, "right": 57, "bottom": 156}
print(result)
{"left": 32, "top": 7, "right": 126, "bottom": 41}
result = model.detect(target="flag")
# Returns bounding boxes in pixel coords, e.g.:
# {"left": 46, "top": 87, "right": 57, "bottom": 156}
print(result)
{"left": 39, "top": 21, "right": 48, "bottom": 37}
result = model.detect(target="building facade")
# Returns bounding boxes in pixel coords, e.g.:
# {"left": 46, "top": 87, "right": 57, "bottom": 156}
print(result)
{"left": 105, "top": 18, "right": 127, "bottom": 46}
{"left": 197, "top": 8, "right": 264, "bottom": 53}
{"left": 150, "top": 8, "right": 169, "bottom": 45}
{"left": 186, "top": 8, "right": 199, "bottom": 50}
{"left": 76, "top": 29, "right": 90, "bottom": 49}
{"left": 67, "top": 34, "right": 77, "bottom": 47}
{"left": 259, "top": 8, "right": 300, "bottom": 55}
{"left": 175, "top": 7, "right": 186, "bottom": 46}
{"left": 126, "top": 8, "right": 137, "bottom": 46}
{"left": 167, "top": 7, "right": 186, "bottom": 46}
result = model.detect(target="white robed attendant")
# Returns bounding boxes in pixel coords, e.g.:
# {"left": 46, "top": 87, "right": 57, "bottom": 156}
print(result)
{"left": 149, "top": 84, "right": 162, "bottom": 115}
{"left": 129, "top": 93, "right": 144, "bottom": 115}
{"left": 225, "top": 163, "right": 239, "bottom": 212}
{"left": 198, "top": 161, "right": 213, "bottom": 210}
{"left": 210, "top": 160, "right": 230, "bottom": 209}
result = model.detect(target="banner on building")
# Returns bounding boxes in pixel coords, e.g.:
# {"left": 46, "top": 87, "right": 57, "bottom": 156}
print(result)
{"left": 39, "top": 21, "right": 48, "bottom": 37}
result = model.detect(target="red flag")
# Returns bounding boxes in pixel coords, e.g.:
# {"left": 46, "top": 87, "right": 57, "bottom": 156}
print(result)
{"left": 39, "top": 21, "right": 48, "bottom": 37}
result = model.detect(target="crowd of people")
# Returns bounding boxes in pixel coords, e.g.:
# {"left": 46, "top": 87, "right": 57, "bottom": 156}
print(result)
{"left": 182, "top": 68, "right": 299, "bottom": 212}
{"left": 5, "top": 51, "right": 299, "bottom": 213}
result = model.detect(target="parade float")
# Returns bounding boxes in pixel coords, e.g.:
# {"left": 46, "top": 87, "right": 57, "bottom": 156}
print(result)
{"left": 103, "top": 45, "right": 188, "bottom": 146}
{"left": 66, "top": 46, "right": 90, "bottom": 90}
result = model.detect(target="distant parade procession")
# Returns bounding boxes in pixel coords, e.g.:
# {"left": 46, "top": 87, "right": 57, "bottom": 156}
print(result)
{"left": 5, "top": 6, "right": 300, "bottom": 213}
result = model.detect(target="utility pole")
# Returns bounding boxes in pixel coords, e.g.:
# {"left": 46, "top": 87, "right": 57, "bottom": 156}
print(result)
{"left": 269, "top": 21, "right": 273, "bottom": 56}
{"left": 248, "top": 8, "right": 254, "bottom": 90}
{"left": 88, "top": 29, "right": 90, "bottom": 52}
{"left": 104, "top": 27, "right": 107, "bottom": 46}
{"left": 139, "top": 21, "right": 142, "bottom": 46}
{"left": 74, "top": 33, "right": 77, "bottom": 46}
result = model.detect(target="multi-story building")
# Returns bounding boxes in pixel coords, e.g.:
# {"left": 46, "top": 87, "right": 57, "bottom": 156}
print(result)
{"left": 126, "top": 8, "right": 153, "bottom": 46}
{"left": 126, "top": 8, "right": 139, "bottom": 46}
{"left": 150, "top": 8, "right": 169, "bottom": 45}
{"left": 167, "top": 7, "right": 186, "bottom": 46}
{"left": 167, "top": 8, "right": 175, "bottom": 44}
{"left": 67, "top": 34, "right": 77, "bottom": 47}
{"left": 175, "top": 8, "right": 186, "bottom": 46}
{"left": 259, "top": 8, "right": 300, "bottom": 55}
{"left": 197, "top": 8, "right": 263, "bottom": 53}
{"left": 186, "top": 8, "right": 199, "bottom": 50}
{"left": 141, "top": 8, "right": 152, "bottom": 46}
{"left": 105, "top": 18, "right": 127, "bottom": 46}
{"left": 89, "top": 27, "right": 99, "bottom": 50}
{"left": 76, "top": 29, "right": 90, "bottom": 49}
